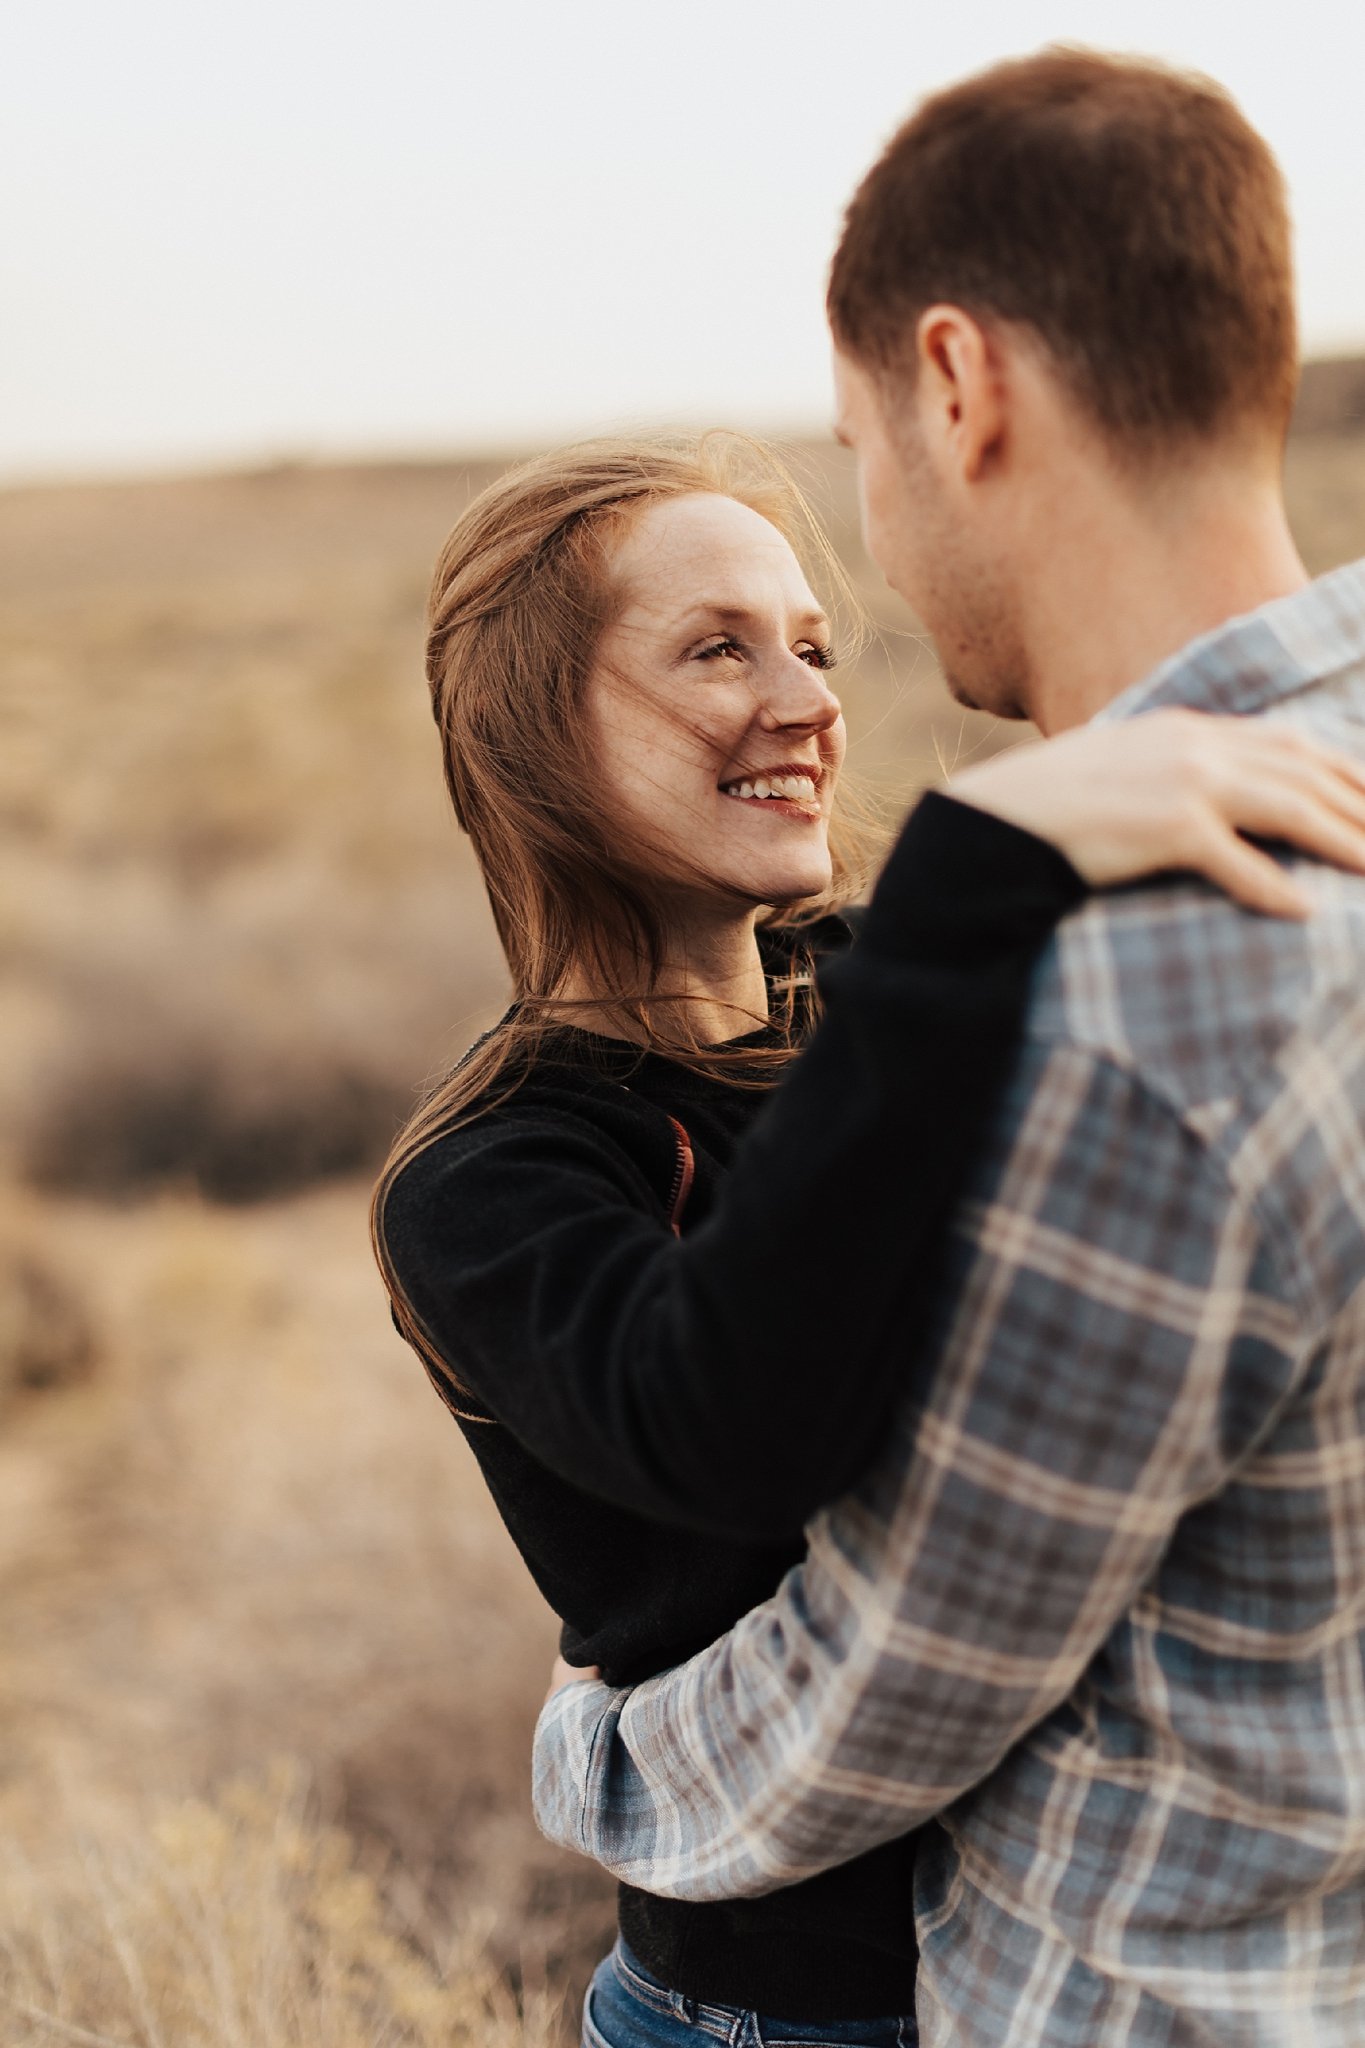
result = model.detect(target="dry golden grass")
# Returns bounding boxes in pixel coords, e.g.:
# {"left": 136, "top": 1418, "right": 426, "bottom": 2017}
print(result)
{"left": 1, "top": 391, "right": 1362, "bottom": 2042}
{"left": 1, "top": 1763, "right": 556, "bottom": 2048}
{"left": 0, "top": 1183, "right": 613, "bottom": 2041}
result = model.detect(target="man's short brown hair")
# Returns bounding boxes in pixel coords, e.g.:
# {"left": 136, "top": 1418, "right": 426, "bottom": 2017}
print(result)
{"left": 828, "top": 48, "right": 1298, "bottom": 450}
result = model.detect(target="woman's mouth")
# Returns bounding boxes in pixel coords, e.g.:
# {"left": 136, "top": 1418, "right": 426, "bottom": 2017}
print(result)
{"left": 719, "top": 772, "right": 819, "bottom": 805}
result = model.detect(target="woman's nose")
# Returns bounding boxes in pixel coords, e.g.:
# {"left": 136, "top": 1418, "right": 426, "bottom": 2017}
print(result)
{"left": 755, "top": 653, "right": 842, "bottom": 733}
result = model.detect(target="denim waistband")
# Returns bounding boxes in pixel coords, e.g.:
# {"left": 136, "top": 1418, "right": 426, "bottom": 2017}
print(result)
{"left": 590, "top": 1941, "right": 917, "bottom": 2048}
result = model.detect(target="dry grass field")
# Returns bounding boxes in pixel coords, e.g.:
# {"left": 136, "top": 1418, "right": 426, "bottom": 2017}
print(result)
{"left": 1, "top": 375, "right": 1363, "bottom": 2044}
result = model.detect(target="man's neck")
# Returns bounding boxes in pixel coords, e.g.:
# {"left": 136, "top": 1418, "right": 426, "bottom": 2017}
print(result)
{"left": 1019, "top": 458, "right": 1309, "bottom": 735}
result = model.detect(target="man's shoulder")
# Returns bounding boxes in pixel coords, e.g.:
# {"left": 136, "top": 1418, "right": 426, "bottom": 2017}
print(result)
{"left": 1034, "top": 669, "right": 1365, "bottom": 1105}
{"left": 941, "top": 869, "right": 1365, "bottom": 1331}
{"left": 1040, "top": 859, "right": 1364, "bottom": 1043}
{"left": 1029, "top": 864, "right": 1365, "bottom": 1187}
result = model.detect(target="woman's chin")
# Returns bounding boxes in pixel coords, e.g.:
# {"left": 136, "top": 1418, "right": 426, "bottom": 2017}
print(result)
{"left": 665, "top": 852, "right": 834, "bottom": 914}
{"left": 743, "top": 865, "right": 833, "bottom": 908}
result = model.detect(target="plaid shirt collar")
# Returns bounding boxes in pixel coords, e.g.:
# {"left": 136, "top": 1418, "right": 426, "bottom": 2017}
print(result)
{"left": 1096, "top": 557, "right": 1365, "bottom": 722}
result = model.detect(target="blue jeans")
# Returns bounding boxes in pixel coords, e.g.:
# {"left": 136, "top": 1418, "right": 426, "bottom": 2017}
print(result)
{"left": 581, "top": 1940, "right": 919, "bottom": 2048}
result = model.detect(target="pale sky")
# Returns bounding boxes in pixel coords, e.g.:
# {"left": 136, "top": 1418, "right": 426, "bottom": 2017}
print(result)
{"left": 4, "top": 0, "right": 1362, "bottom": 481}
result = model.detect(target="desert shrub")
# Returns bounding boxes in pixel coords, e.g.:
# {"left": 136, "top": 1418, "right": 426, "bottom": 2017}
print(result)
{"left": 5, "top": 856, "right": 506, "bottom": 1203}
{"left": 23, "top": 1049, "right": 408, "bottom": 1204}
{"left": 0, "top": 1240, "right": 95, "bottom": 1405}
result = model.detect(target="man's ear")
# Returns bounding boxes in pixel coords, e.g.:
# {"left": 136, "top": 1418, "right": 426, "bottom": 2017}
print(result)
{"left": 914, "top": 305, "right": 1006, "bottom": 484}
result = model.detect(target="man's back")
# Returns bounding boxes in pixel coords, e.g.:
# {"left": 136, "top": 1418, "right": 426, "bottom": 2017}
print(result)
{"left": 924, "top": 658, "right": 1365, "bottom": 2034}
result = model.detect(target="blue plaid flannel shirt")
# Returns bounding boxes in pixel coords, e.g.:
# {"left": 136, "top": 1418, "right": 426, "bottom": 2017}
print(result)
{"left": 533, "top": 562, "right": 1365, "bottom": 2046}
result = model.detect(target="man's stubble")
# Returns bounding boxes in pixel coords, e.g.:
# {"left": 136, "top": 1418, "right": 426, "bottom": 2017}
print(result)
{"left": 891, "top": 412, "right": 1036, "bottom": 725}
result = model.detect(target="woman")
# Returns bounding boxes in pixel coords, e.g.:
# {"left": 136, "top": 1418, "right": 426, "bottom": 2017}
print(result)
{"left": 373, "top": 437, "right": 1365, "bottom": 2048}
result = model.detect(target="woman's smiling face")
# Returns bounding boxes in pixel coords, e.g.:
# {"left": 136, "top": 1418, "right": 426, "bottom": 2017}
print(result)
{"left": 587, "top": 493, "right": 847, "bottom": 914}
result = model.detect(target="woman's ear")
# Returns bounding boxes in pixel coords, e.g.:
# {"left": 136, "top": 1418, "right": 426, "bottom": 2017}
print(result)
{"left": 914, "top": 305, "right": 1007, "bottom": 484}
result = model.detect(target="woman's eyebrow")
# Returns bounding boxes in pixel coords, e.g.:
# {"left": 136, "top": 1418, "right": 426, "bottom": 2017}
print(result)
{"left": 670, "top": 601, "right": 831, "bottom": 636}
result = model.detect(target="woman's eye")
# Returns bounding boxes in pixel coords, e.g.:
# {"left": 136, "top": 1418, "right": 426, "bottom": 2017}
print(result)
{"left": 799, "top": 643, "right": 839, "bottom": 671}
{"left": 691, "top": 636, "right": 837, "bottom": 669}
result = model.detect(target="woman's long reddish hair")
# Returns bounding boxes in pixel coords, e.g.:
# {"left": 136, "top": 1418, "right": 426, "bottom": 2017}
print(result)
{"left": 371, "top": 434, "right": 878, "bottom": 1381}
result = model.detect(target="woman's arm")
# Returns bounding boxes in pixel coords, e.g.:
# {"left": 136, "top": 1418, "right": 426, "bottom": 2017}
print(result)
{"left": 385, "top": 714, "right": 1365, "bottom": 1543}
{"left": 385, "top": 792, "right": 1081, "bottom": 1541}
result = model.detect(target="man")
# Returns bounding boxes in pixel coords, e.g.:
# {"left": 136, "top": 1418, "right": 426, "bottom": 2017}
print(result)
{"left": 534, "top": 49, "right": 1365, "bottom": 2046}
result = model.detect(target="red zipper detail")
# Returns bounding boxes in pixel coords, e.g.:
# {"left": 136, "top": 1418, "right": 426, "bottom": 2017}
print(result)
{"left": 665, "top": 1116, "right": 695, "bottom": 1237}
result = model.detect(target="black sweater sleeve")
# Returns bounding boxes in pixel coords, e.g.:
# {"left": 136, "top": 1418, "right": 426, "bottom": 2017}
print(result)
{"left": 383, "top": 793, "right": 1086, "bottom": 1541}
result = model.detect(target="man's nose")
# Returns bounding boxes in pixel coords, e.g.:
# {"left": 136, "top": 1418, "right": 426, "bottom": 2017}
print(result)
{"left": 755, "top": 652, "right": 842, "bottom": 733}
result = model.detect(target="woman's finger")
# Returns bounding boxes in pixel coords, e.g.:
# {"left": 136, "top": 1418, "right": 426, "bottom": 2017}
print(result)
{"left": 1254, "top": 727, "right": 1365, "bottom": 796}
{"left": 1207, "top": 727, "right": 1365, "bottom": 828}
{"left": 1208, "top": 780, "right": 1365, "bottom": 871}
{"left": 1180, "top": 819, "right": 1312, "bottom": 919}
{"left": 1287, "top": 755, "right": 1365, "bottom": 832}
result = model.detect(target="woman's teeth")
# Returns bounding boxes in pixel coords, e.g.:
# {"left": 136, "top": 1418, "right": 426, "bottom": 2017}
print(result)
{"left": 721, "top": 774, "right": 818, "bottom": 803}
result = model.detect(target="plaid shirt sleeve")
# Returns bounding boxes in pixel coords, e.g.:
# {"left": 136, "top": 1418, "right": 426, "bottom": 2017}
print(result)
{"left": 531, "top": 1034, "right": 1310, "bottom": 1901}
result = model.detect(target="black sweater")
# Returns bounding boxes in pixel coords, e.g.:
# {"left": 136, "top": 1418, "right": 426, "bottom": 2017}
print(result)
{"left": 382, "top": 792, "right": 1086, "bottom": 2020}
